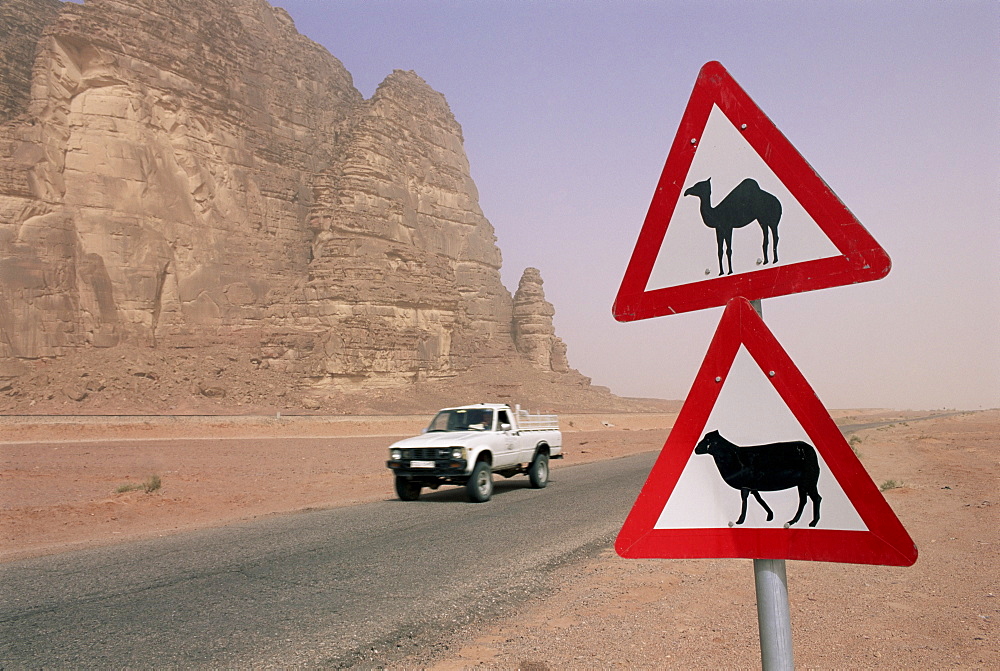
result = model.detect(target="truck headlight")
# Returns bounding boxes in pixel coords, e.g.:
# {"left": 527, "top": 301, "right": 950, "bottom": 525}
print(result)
{"left": 451, "top": 447, "right": 464, "bottom": 460}
{"left": 390, "top": 449, "right": 402, "bottom": 460}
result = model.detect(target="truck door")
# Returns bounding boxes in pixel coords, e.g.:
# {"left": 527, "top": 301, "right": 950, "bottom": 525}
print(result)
{"left": 496, "top": 409, "right": 517, "bottom": 465}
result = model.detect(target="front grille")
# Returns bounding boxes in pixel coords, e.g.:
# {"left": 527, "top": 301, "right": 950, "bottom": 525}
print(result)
{"left": 403, "top": 448, "right": 451, "bottom": 460}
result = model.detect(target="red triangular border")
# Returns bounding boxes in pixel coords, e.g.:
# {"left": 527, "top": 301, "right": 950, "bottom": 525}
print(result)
{"left": 615, "top": 297, "right": 917, "bottom": 566}
{"left": 613, "top": 61, "right": 891, "bottom": 321}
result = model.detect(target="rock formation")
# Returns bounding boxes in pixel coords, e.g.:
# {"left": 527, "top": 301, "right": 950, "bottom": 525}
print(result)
{"left": 513, "top": 268, "right": 571, "bottom": 373}
{"left": 0, "top": 0, "right": 635, "bottom": 413}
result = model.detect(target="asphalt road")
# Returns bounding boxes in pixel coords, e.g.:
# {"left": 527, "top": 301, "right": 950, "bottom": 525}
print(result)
{"left": 0, "top": 451, "right": 656, "bottom": 668}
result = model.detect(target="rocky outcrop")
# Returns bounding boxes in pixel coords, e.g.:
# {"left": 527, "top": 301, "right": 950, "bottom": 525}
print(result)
{"left": 513, "top": 267, "right": 571, "bottom": 374}
{"left": 0, "top": 0, "right": 612, "bottom": 412}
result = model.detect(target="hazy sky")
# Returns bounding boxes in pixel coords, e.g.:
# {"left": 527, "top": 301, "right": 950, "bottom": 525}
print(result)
{"left": 272, "top": 0, "right": 998, "bottom": 410}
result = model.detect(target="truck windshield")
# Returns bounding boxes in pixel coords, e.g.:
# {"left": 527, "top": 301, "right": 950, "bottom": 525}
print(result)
{"left": 426, "top": 408, "right": 494, "bottom": 432}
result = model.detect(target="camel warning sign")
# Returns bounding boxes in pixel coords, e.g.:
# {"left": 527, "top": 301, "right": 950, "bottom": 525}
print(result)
{"left": 615, "top": 298, "right": 917, "bottom": 565}
{"left": 613, "top": 61, "right": 891, "bottom": 321}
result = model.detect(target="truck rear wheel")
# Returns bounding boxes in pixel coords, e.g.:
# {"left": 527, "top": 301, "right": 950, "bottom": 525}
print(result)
{"left": 466, "top": 460, "right": 493, "bottom": 502}
{"left": 528, "top": 452, "right": 549, "bottom": 488}
{"left": 395, "top": 476, "right": 421, "bottom": 501}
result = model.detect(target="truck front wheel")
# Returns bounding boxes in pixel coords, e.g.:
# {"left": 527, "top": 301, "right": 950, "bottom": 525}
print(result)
{"left": 395, "top": 476, "right": 422, "bottom": 501}
{"left": 528, "top": 452, "right": 549, "bottom": 488}
{"left": 466, "top": 460, "right": 493, "bottom": 502}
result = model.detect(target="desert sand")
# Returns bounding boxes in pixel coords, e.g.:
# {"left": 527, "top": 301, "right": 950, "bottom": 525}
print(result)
{"left": 2, "top": 409, "right": 997, "bottom": 668}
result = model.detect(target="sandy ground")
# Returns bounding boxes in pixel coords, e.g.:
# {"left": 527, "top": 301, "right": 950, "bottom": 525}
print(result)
{"left": 2, "top": 408, "right": 997, "bottom": 668}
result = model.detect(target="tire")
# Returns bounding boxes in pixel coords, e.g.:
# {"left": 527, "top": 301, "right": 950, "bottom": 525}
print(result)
{"left": 528, "top": 452, "right": 549, "bottom": 489}
{"left": 395, "top": 476, "right": 421, "bottom": 501}
{"left": 466, "top": 460, "right": 493, "bottom": 502}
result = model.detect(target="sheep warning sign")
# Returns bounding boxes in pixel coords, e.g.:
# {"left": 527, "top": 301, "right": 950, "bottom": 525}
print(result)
{"left": 615, "top": 297, "right": 917, "bottom": 566}
{"left": 613, "top": 61, "right": 891, "bottom": 321}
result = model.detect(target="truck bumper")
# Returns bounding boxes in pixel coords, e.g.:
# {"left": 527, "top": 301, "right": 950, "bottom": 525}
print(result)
{"left": 387, "top": 459, "right": 469, "bottom": 478}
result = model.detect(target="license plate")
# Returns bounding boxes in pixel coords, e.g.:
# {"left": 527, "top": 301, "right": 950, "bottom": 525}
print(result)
{"left": 410, "top": 460, "right": 435, "bottom": 468}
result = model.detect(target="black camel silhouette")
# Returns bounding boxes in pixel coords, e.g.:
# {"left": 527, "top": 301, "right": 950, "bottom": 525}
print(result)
{"left": 684, "top": 178, "right": 782, "bottom": 275}
{"left": 695, "top": 430, "right": 822, "bottom": 527}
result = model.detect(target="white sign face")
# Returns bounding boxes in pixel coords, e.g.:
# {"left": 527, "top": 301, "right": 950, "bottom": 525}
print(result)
{"left": 646, "top": 105, "right": 841, "bottom": 291}
{"left": 655, "top": 346, "right": 867, "bottom": 531}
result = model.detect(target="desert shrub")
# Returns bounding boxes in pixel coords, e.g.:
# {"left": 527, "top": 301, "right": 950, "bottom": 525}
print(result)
{"left": 848, "top": 435, "right": 863, "bottom": 458}
{"left": 143, "top": 474, "right": 161, "bottom": 493}
{"left": 115, "top": 474, "right": 162, "bottom": 495}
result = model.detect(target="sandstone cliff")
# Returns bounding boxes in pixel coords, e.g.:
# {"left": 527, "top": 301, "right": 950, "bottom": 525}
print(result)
{"left": 0, "top": 0, "right": 649, "bottom": 414}
{"left": 0, "top": 0, "right": 63, "bottom": 123}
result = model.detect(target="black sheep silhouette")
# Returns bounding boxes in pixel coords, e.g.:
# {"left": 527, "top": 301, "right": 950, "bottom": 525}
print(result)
{"left": 695, "top": 430, "right": 822, "bottom": 527}
{"left": 684, "top": 178, "right": 782, "bottom": 276}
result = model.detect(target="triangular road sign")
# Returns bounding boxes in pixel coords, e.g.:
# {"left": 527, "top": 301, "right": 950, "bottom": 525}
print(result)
{"left": 615, "top": 297, "right": 917, "bottom": 566}
{"left": 614, "top": 61, "right": 891, "bottom": 321}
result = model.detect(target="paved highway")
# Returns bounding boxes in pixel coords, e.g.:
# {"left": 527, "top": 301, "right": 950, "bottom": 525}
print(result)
{"left": 1, "top": 452, "right": 655, "bottom": 668}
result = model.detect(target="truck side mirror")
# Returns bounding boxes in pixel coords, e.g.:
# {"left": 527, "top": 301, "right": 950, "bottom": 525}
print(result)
{"left": 500, "top": 423, "right": 512, "bottom": 432}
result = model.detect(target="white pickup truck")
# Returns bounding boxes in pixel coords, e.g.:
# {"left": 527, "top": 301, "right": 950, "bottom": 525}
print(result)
{"left": 386, "top": 403, "right": 562, "bottom": 502}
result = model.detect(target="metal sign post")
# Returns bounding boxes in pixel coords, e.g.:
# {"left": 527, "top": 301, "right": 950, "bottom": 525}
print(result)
{"left": 754, "top": 557, "right": 794, "bottom": 670}
{"left": 750, "top": 299, "right": 794, "bottom": 670}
